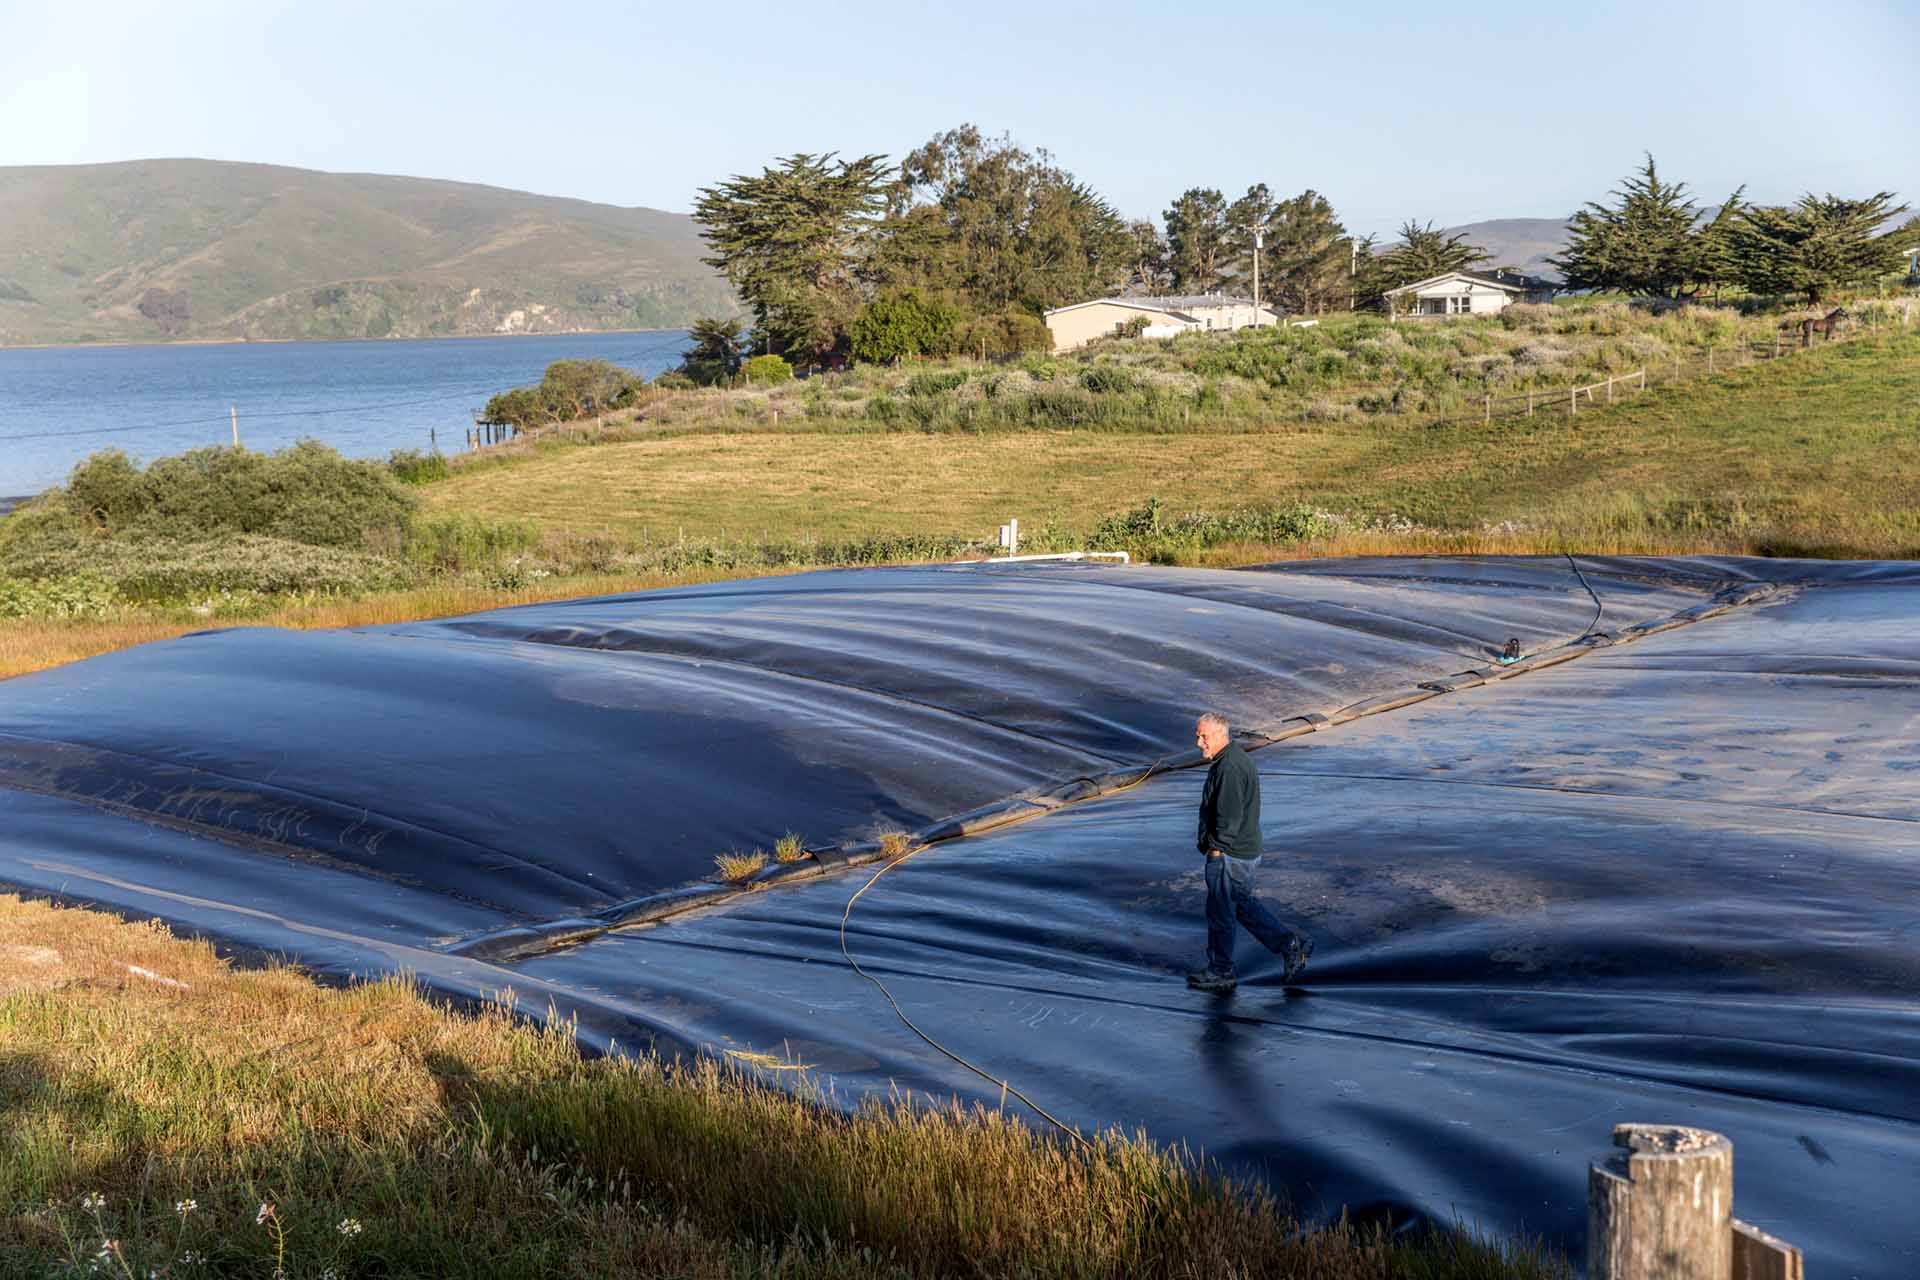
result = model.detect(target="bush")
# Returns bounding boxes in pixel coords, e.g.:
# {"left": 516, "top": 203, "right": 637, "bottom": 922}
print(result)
{"left": 35, "top": 442, "right": 418, "bottom": 549}
{"left": 1080, "top": 365, "right": 1137, "bottom": 394}
{"left": 1113, "top": 314, "right": 1151, "bottom": 339}
{"left": 651, "top": 370, "right": 697, "bottom": 391}
{"left": 743, "top": 354, "right": 794, "bottom": 386}
{"left": 64, "top": 449, "right": 148, "bottom": 529}
{"left": 849, "top": 291, "right": 965, "bottom": 363}
{"left": 481, "top": 359, "right": 647, "bottom": 429}
{"left": 908, "top": 370, "right": 968, "bottom": 397}
{"left": 959, "top": 308, "right": 1052, "bottom": 359}
{"left": 387, "top": 448, "right": 450, "bottom": 485}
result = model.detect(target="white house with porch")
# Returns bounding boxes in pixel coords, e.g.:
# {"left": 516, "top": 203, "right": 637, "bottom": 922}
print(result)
{"left": 1384, "top": 270, "right": 1557, "bottom": 319}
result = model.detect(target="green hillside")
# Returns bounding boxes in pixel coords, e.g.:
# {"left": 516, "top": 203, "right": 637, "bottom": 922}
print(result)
{"left": 0, "top": 159, "right": 737, "bottom": 345}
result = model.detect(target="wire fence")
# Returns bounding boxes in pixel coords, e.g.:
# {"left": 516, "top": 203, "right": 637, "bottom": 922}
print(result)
{"left": 1435, "top": 301, "right": 1914, "bottom": 429}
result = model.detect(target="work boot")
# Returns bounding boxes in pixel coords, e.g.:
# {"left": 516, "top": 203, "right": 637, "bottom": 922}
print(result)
{"left": 1186, "top": 969, "right": 1238, "bottom": 994}
{"left": 1281, "top": 936, "right": 1315, "bottom": 984}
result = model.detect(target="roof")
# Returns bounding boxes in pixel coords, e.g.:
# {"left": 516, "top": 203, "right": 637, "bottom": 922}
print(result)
{"left": 1044, "top": 294, "right": 1275, "bottom": 318}
{"left": 1384, "top": 269, "right": 1553, "bottom": 297}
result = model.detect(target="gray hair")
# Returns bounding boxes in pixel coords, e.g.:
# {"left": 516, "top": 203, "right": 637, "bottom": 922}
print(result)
{"left": 1196, "top": 712, "right": 1229, "bottom": 736}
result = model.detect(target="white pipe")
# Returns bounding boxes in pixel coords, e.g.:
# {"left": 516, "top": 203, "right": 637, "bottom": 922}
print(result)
{"left": 954, "top": 551, "right": 1132, "bottom": 565}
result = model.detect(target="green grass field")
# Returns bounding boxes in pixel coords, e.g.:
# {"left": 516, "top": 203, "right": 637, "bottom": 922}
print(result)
{"left": 428, "top": 326, "right": 1920, "bottom": 557}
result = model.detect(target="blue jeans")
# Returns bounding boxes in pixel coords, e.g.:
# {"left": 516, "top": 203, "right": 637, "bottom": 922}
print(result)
{"left": 1204, "top": 852, "right": 1302, "bottom": 977}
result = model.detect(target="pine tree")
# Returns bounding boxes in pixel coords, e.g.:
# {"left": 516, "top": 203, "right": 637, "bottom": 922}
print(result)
{"left": 1550, "top": 155, "right": 1742, "bottom": 298}
{"left": 1263, "top": 190, "right": 1351, "bottom": 314}
{"left": 693, "top": 153, "right": 890, "bottom": 358}
{"left": 1729, "top": 193, "right": 1911, "bottom": 304}
{"left": 1163, "top": 188, "right": 1230, "bottom": 292}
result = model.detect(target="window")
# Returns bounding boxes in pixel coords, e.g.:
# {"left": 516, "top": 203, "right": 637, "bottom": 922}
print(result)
{"left": 1448, "top": 295, "right": 1472, "bottom": 315}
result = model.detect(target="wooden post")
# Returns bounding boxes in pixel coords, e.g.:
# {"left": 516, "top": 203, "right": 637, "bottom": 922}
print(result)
{"left": 1589, "top": 1124, "right": 1803, "bottom": 1280}
{"left": 1607, "top": 375, "right": 1615, "bottom": 404}
{"left": 1638, "top": 369, "right": 1647, "bottom": 391}
{"left": 1734, "top": 1221, "right": 1804, "bottom": 1280}
{"left": 1570, "top": 385, "right": 1577, "bottom": 416}
{"left": 1774, "top": 334, "right": 1781, "bottom": 358}
{"left": 230, "top": 406, "right": 239, "bottom": 448}
{"left": 1589, "top": 1125, "right": 1732, "bottom": 1280}
{"left": 1527, "top": 389, "right": 1535, "bottom": 416}
{"left": 1708, "top": 346, "right": 1716, "bottom": 374}
{"left": 1484, "top": 393, "right": 1491, "bottom": 423}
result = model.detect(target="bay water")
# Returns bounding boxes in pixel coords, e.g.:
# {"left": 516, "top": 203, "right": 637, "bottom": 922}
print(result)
{"left": 0, "top": 330, "right": 692, "bottom": 500}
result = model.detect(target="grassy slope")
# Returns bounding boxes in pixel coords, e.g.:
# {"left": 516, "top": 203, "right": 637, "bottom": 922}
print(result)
{"left": 0, "top": 159, "right": 735, "bottom": 343}
{"left": 428, "top": 329, "right": 1920, "bottom": 555}
{"left": 0, "top": 896, "right": 1567, "bottom": 1278}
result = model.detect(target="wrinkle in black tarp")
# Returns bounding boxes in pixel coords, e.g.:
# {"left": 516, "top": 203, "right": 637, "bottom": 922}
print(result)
{"left": 0, "top": 558, "right": 1914, "bottom": 1277}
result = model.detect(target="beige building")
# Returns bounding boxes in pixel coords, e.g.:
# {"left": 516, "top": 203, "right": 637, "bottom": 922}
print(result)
{"left": 1384, "top": 270, "right": 1557, "bottom": 319}
{"left": 1043, "top": 294, "right": 1281, "bottom": 352}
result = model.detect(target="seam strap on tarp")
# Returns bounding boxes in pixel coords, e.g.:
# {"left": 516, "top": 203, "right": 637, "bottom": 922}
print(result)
{"left": 444, "top": 577, "right": 1788, "bottom": 965}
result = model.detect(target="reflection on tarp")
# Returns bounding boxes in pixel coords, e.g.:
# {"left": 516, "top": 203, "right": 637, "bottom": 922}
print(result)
{"left": 0, "top": 557, "right": 1914, "bottom": 1277}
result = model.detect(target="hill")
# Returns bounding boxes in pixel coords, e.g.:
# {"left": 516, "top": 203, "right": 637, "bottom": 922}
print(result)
{"left": 0, "top": 159, "right": 738, "bottom": 345}
{"left": 1443, "top": 216, "right": 1570, "bottom": 278}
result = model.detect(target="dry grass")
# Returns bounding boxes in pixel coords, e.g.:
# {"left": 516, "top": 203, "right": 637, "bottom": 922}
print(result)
{"left": 425, "top": 330, "right": 1920, "bottom": 556}
{"left": 877, "top": 829, "right": 917, "bottom": 859}
{"left": 0, "top": 895, "right": 1570, "bottom": 1278}
{"left": 713, "top": 851, "right": 768, "bottom": 883}
{"left": 773, "top": 832, "right": 808, "bottom": 863}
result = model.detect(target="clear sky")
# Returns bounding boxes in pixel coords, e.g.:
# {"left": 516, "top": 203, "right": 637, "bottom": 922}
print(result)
{"left": 1, "top": 0, "right": 1912, "bottom": 237}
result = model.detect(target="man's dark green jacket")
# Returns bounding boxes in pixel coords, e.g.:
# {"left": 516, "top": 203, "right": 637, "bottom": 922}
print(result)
{"left": 1197, "top": 742, "right": 1262, "bottom": 858}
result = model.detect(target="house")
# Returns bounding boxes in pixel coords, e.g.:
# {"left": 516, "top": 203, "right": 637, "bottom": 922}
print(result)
{"left": 1043, "top": 294, "right": 1281, "bottom": 352}
{"left": 1383, "top": 270, "right": 1557, "bottom": 319}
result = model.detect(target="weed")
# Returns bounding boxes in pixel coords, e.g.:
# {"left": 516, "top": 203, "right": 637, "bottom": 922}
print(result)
{"left": 714, "top": 851, "right": 768, "bottom": 883}
{"left": 773, "top": 832, "right": 808, "bottom": 863}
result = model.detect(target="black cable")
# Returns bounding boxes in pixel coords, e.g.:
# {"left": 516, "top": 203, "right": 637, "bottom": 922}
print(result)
{"left": 1566, "top": 552, "right": 1605, "bottom": 641}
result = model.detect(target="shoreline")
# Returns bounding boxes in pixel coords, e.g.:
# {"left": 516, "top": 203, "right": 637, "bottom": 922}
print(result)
{"left": 0, "top": 325, "right": 690, "bottom": 354}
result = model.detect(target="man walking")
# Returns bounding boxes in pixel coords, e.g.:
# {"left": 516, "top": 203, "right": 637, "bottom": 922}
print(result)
{"left": 1187, "top": 712, "right": 1313, "bottom": 994}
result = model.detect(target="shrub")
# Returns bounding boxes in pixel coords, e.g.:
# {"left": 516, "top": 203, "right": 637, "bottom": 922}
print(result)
{"left": 651, "top": 370, "right": 697, "bottom": 391}
{"left": 481, "top": 359, "right": 647, "bottom": 429}
{"left": 959, "top": 308, "right": 1052, "bottom": 359}
{"left": 849, "top": 291, "right": 965, "bottom": 363}
{"left": 743, "top": 354, "right": 794, "bottom": 386}
{"left": 64, "top": 449, "right": 148, "bottom": 529}
{"left": 404, "top": 513, "right": 540, "bottom": 573}
{"left": 387, "top": 448, "right": 450, "bottom": 485}
{"left": 40, "top": 442, "right": 418, "bottom": 549}
{"left": 1079, "top": 365, "right": 1137, "bottom": 394}
{"left": 1113, "top": 314, "right": 1151, "bottom": 339}
{"left": 908, "top": 370, "right": 968, "bottom": 397}
{"left": 0, "top": 573, "right": 120, "bottom": 619}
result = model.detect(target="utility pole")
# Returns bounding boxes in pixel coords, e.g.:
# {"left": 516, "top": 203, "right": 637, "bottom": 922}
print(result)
{"left": 1252, "top": 225, "right": 1265, "bottom": 326}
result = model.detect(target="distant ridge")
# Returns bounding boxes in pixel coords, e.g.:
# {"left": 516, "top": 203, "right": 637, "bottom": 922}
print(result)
{"left": 1442, "top": 217, "right": 1571, "bottom": 280}
{"left": 0, "top": 159, "right": 738, "bottom": 345}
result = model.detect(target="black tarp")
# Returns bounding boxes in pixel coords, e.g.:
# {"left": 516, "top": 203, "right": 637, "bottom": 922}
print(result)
{"left": 0, "top": 557, "right": 1914, "bottom": 1276}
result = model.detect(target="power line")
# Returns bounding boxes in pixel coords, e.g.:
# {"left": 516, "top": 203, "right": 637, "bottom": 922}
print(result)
{"left": 0, "top": 332, "right": 694, "bottom": 445}
{"left": 0, "top": 387, "right": 495, "bottom": 443}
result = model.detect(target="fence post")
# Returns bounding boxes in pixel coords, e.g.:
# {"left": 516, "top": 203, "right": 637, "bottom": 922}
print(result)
{"left": 1588, "top": 1123, "right": 1803, "bottom": 1280}
{"left": 1607, "top": 376, "right": 1615, "bottom": 404}
{"left": 1570, "top": 385, "right": 1577, "bottom": 416}
{"left": 1528, "top": 390, "right": 1535, "bottom": 416}
{"left": 1590, "top": 1125, "right": 1731, "bottom": 1279}
{"left": 1708, "top": 346, "right": 1715, "bottom": 374}
{"left": 1484, "top": 394, "right": 1491, "bottom": 423}
{"left": 1639, "top": 369, "right": 1647, "bottom": 392}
